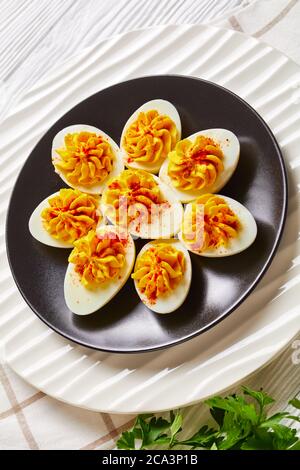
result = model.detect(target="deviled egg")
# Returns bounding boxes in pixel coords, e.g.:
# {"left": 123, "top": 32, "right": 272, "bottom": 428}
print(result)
{"left": 178, "top": 194, "right": 257, "bottom": 257}
{"left": 64, "top": 225, "right": 135, "bottom": 315}
{"left": 159, "top": 129, "right": 240, "bottom": 202}
{"left": 29, "top": 188, "right": 103, "bottom": 248}
{"left": 52, "top": 124, "right": 123, "bottom": 194}
{"left": 132, "top": 239, "right": 191, "bottom": 314}
{"left": 101, "top": 169, "right": 183, "bottom": 239}
{"left": 120, "top": 99, "right": 181, "bottom": 174}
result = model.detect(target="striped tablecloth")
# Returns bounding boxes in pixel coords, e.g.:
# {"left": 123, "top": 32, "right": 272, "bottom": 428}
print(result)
{"left": 0, "top": 0, "right": 299, "bottom": 450}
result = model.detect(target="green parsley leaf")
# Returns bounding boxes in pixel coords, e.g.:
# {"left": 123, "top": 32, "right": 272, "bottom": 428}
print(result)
{"left": 289, "top": 398, "right": 300, "bottom": 410}
{"left": 169, "top": 413, "right": 183, "bottom": 446}
{"left": 116, "top": 387, "right": 300, "bottom": 451}
{"left": 116, "top": 430, "right": 137, "bottom": 450}
{"left": 139, "top": 415, "right": 170, "bottom": 447}
{"left": 271, "top": 424, "right": 298, "bottom": 450}
{"left": 241, "top": 428, "right": 275, "bottom": 450}
{"left": 179, "top": 425, "right": 218, "bottom": 449}
{"left": 259, "top": 412, "right": 291, "bottom": 428}
{"left": 242, "top": 386, "right": 274, "bottom": 421}
{"left": 206, "top": 395, "right": 258, "bottom": 425}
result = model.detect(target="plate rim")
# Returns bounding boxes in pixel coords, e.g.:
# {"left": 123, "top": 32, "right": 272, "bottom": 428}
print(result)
{"left": 5, "top": 73, "right": 288, "bottom": 354}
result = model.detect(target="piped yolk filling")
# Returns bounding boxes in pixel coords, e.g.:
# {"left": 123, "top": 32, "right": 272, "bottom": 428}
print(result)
{"left": 132, "top": 243, "right": 185, "bottom": 303}
{"left": 68, "top": 230, "right": 127, "bottom": 289}
{"left": 53, "top": 131, "right": 114, "bottom": 187}
{"left": 122, "top": 110, "right": 178, "bottom": 164}
{"left": 103, "top": 169, "right": 166, "bottom": 227}
{"left": 182, "top": 194, "right": 240, "bottom": 251}
{"left": 168, "top": 136, "right": 224, "bottom": 191}
{"left": 41, "top": 188, "right": 100, "bottom": 244}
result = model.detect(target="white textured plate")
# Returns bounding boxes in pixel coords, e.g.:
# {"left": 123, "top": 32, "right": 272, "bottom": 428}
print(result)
{"left": 2, "top": 24, "right": 300, "bottom": 413}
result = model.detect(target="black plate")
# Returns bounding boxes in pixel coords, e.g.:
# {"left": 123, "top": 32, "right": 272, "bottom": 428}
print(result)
{"left": 6, "top": 75, "right": 287, "bottom": 353}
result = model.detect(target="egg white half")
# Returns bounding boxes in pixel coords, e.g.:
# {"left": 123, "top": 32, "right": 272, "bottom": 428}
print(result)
{"left": 28, "top": 191, "right": 105, "bottom": 248}
{"left": 64, "top": 226, "right": 135, "bottom": 315}
{"left": 120, "top": 99, "right": 181, "bottom": 174}
{"left": 52, "top": 124, "right": 123, "bottom": 194}
{"left": 178, "top": 195, "right": 257, "bottom": 257}
{"left": 101, "top": 175, "right": 184, "bottom": 239}
{"left": 133, "top": 239, "right": 192, "bottom": 314}
{"left": 159, "top": 128, "right": 240, "bottom": 203}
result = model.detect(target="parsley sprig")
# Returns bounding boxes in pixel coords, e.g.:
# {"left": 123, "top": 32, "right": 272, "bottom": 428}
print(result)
{"left": 117, "top": 387, "right": 300, "bottom": 450}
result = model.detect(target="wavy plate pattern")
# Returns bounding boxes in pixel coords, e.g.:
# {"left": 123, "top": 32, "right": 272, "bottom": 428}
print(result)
{"left": 1, "top": 24, "right": 300, "bottom": 413}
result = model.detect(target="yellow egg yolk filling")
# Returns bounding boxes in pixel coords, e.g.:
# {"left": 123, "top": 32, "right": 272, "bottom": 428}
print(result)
{"left": 122, "top": 110, "right": 178, "bottom": 164}
{"left": 53, "top": 131, "right": 114, "bottom": 187}
{"left": 168, "top": 136, "right": 224, "bottom": 191}
{"left": 103, "top": 169, "right": 166, "bottom": 227}
{"left": 41, "top": 188, "right": 100, "bottom": 244}
{"left": 68, "top": 230, "right": 126, "bottom": 288}
{"left": 182, "top": 194, "right": 240, "bottom": 251}
{"left": 132, "top": 243, "right": 185, "bottom": 303}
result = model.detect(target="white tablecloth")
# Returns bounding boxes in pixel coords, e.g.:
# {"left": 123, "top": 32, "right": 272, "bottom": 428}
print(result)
{"left": 0, "top": 0, "right": 299, "bottom": 450}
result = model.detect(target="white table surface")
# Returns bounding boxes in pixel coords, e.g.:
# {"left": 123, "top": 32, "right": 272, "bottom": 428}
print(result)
{"left": 0, "top": 0, "right": 299, "bottom": 450}
{"left": 0, "top": 0, "right": 249, "bottom": 122}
